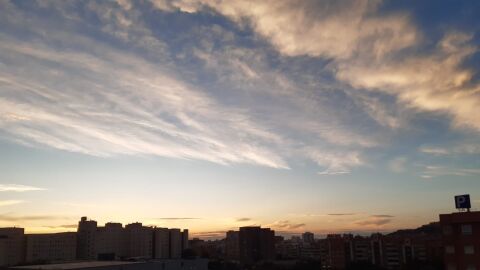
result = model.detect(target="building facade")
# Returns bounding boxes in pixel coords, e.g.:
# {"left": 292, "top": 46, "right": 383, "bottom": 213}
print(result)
{"left": 25, "top": 232, "right": 77, "bottom": 263}
{"left": 153, "top": 228, "right": 170, "bottom": 259}
{"left": 440, "top": 211, "right": 480, "bottom": 270}
{"left": 238, "top": 226, "right": 275, "bottom": 264}
{"left": 0, "top": 227, "right": 25, "bottom": 266}
{"left": 77, "top": 217, "right": 98, "bottom": 260}
{"left": 125, "top": 222, "right": 153, "bottom": 258}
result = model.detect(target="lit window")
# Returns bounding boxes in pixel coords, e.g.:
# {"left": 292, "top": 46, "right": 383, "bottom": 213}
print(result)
{"left": 462, "top": 224, "right": 473, "bottom": 235}
{"left": 443, "top": 225, "right": 453, "bottom": 235}
{"left": 464, "top": 245, "right": 475, "bottom": 255}
{"left": 445, "top": 246, "right": 455, "bottom": 254}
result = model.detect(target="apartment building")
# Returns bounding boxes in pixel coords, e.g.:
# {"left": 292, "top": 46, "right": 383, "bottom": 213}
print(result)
{"left": 25, "top": 232, "right": 76, "bottom": 263}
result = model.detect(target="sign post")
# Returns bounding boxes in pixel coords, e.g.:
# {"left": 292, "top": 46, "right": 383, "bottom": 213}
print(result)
{"left": 455, "top": 194, "right": 471, "bottom": 212}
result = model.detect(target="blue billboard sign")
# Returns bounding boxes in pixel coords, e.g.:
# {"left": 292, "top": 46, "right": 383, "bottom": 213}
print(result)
{"left": 455, "top": 194, "right": 471, "bottom": 209}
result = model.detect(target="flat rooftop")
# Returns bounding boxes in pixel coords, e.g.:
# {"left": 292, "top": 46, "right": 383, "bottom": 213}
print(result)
{"left": 439, "top": 211, "right": 480, "bottom": 223}
{"left": 12, "top": 261, "right": 141, "bottom": 270}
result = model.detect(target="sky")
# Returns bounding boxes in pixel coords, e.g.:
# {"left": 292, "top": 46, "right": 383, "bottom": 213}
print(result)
{"left": 0, "top": 0, "right": 479, "bottom": 239}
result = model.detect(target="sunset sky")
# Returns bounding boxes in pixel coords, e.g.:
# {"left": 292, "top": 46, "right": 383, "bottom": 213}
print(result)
{"left": 0, "top": 0, "right": 480, "bottom": 239}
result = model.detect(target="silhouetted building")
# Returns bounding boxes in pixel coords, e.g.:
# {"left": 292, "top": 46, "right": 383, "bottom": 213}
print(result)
{"left": 124, "top": 222, "right": 153, "bottom": 258}
{"left": 169, "top": 229, "right": 182, "bottom": 259}
{"left": 189, "top": 238, "right": 224, "bottom": 259}
{"left": 225, "top": 231, "right": 239, "bottom": 260}
{"left": 276, "top": 239, "right": 300, "bottom": 259}
{"left": 77, "top": 217, "right": 98, "bottom": 260}
{"left": 302, "top": 232, "right": 314, "bottom": 243}
{"left": 320, "top": 234, "right": 347, "bottom": 269}
{"left": 317, "top": 230, "right": 442, "bottom": 270}
{"left": 0, "top": 236, "right": 7, "bottom": 266}
{"left": 153, "top": 228, "right": 170, "bottom": 259}
{"left": 181, "top": 229, "right": 189, "bottom": 251}
{"left": 96, "top": 222, "right": 126, "bottom": 260}
{"left": 0, "top": 217, "right": 191, "bottom": 266}
{"left": 25, "top": 232, "right": 76, "bottom": 263}
{"left": 440, "top": 211, "right": 480, "bottom": 270}
{"left": 10, "top": 260, "right": 208, "bottom": 270}
{"left": 0, "top": 227, "right": 24, "bottom": 266}
{"left": 238, "top": 226, "right": 275, "bottom": 264}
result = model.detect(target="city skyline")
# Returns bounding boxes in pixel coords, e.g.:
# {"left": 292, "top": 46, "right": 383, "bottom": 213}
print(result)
{"left": 1, "top": 0, "right": 480, "bottom": 238}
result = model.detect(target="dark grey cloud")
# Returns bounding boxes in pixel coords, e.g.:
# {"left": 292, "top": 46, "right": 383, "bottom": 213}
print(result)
{"left": 328, "top": 213, "right": 356, "bottom": 216}
{"left": 271, "top": 220, "right": 306, "bottom": 230}
{"left": 355, "top": 218, "right": 393, "bottom": 226}
{"left": 43, "top": 224, "right": 77, "bottom": 229}
{"left": 236, "top": 217, "right": 251, "bottom": 222}
{"left": 371, "top": 214, "right": 394, "bottom": 218}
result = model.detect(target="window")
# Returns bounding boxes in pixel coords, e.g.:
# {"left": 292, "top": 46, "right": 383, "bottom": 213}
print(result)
{"left": 443, "top": 225, "right": 453, "bottom": 235}
{"left": 445, "top": 245, "right": 455, "bottom": 254}
{"left": 462, "top": 224, "right": 473, "bottom": 235}
{"left": 464, "top": 245, "right": 475, "bottom": 255}
{"left": 447, "top": 264, "right": 456, "bottom": 270}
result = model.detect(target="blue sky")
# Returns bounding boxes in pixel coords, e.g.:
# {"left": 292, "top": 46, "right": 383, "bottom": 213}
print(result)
{"left": 0, "top": 0, "right": 479, "bottom": 238}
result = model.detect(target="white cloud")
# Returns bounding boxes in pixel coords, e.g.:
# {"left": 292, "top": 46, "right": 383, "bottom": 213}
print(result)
{"left": 0, "top": 184, "right": 45, "bottom": 192}
{"left": 318, "top": 170, "right": 349, "bottom": 176}
{"left": 0, "top": 36, "right": 289, "bottom": 169}
{"left": 422, "top": 165, "right": 480, "bottom": 178}
{"left": 0, "top": 2, "right": 384, "bottom": 172}
{"left": 338, "top": 32, "right": 480, "bottom": 132}
{"left": 308, "top": 149, "right": 364, "bottom": 175}
{"left": 419, "top": 147, "right": 450, "bottom": 156}
{"left": 420, "top": 143, "right": 480, "bottom": 156}
{"left": 4, "top": 0, "right": 476, "bottom": 174}
{"left": 153, "top": 0, "right": 417, "bottom": 59}
{"left": 152, "top": 0, "right": 480, "bottom": 134}
{"left": 0, "top": 200, "right": 24, "bottom": 207}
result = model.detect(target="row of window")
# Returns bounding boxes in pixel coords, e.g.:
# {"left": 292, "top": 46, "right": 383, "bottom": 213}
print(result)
{"left": 447, "top": 264, "right": 476, "bottom": 270}
{"left": 445, "top": 245, "right": 475, "bottom": 255}
{"left": 444, "top": 224, "right": 473, "bottom": 235}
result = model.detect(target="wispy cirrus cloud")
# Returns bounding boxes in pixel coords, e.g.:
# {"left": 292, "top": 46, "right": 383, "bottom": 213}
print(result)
{"left": 154, "top": 217, "right": 201, "bottom": 220}
{"left": 0, "top": 184, "right": 45, "bottom": 192}
{"left": 152, "top": 0, "right": 480, "bottom": 134}
{"left": 1, "top": 0, "right": 478, "bottom": 178}
{"left": 371, "top": 214, "right": 394, "bottom": 218}
{"left": 420, "top": 142, "right": 480, "bottom": 156}
{"left": 0, "top": 214, "right": 69, "bottom": 222}
{"left": 0, "top": 0, "right": 380, "bottom": 174}
{"left": 327, "top": 213, "right": 357, "bottom": 216}
{"left": 421, "top": 165, "right": 480, "bottom": 179}
{"left": 0, "top": 36, "right": 289, "bottom": 169}
{"left": 43, "top": 224, "right": 78, "bottom": 229}
{"left": 0, "top": 200, "right": 24, "bottom": 207}
{"left": 419, "top": 147, "right": 450, "bottom": 156}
